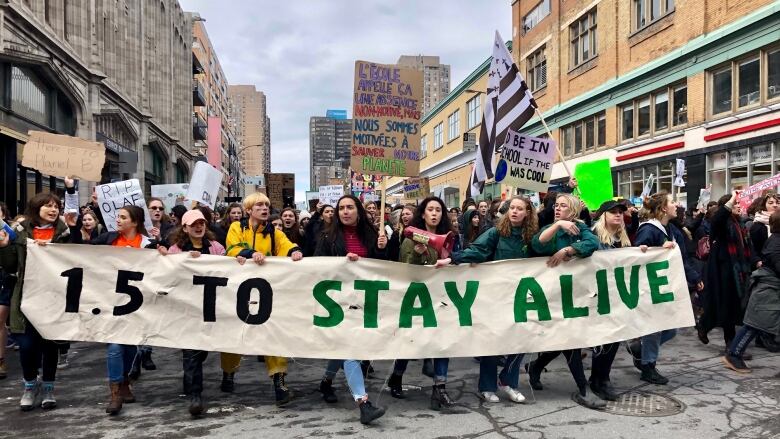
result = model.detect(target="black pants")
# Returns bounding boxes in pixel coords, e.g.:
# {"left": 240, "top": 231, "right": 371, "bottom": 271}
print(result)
{"left": 534, "top": 349, "right": 588, "bottom": 391}
{"left": 589, "top": 343, "right": 619, "bottom": 383}
{"left": 17, "top": 324, "right": 58, "bottom": 382}
{"left": 182, "top": 350, "right": 208, "bottom": 396}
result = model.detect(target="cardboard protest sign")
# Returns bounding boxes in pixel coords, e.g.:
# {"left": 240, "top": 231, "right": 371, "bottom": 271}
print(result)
{"left": 494, "top": 130, "right": 555, "bottom": 193}
{"left": 351, "top": 60, "right": 424, "bottom": 177}
{"left": 151, "top": 184, "right": 189, "bottom": 213}
{"left": 95, "top": 179, "right": 153, "bottom": 232}
{"left": 22, "top": 131, "right": 106, "bottom": 181}
{"left": 318, "top": 185, "right": 344, "bottom": 206}
{"left": 674, "top": 159, "right": 686, "bottom": 187}
{"left": 574, "top": 159, "right": 614, "bottom": 211}
{"left": 403, "top": 177, "right": 430, "bottom": 199}
{"left": 264, "top": 173, "right": 295, "bottom": 209}
{"left": 186, "top": 162, "right": 223, "bottom": 209}
{"left": 24, "top": 245, "right": 692, "bottom": 359}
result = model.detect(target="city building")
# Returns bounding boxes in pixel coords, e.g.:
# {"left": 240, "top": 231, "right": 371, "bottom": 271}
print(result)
{"left": 512, "top": 0, "right": 780, "bottom": 207}
{"left": 229, "top": 85, "right": 270, "bottom": 179}
{"left": 397, "top": 55, "right": 451, "bottom": 116}
{"left": 309, "top": 112, "right": 351, "bottom": 190}
{"left": 0, "top": 0, "right": 194, "bottom": 215}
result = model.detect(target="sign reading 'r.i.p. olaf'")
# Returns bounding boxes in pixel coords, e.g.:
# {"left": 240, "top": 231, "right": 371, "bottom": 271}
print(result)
{"left": 95, "top": 179, "right": 153, "bottom": 232}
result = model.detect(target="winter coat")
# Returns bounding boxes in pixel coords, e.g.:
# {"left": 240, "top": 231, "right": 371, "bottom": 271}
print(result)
{"left": 634, "top": 219, "right": 701, "bottom": 286}
{"left": 398, "top": 236, "right": 439, "bottom": 265}
{"left": 456, "top": 226, "right": 532, "bottom": 264}
{"left": 5, "top": 218, "right": 73, "bottom": 333}
{"left": 749, "top": 221, "right": 770, "bottom": 256}
{"left": 531, "top": 221, "right": 599, "bottom": 257}
{"left": 743, "top": 267, "right": 780, "bottom": 337}
{"left": 314, "top": 230, "right": 387, "bottom": 260}
{"left": 226, "top": 218, "right": 300, "bottom": 258}
{"left": 303, "top": 212, "right": 326, "bottom": 257}
{"left": 168, "top": 238, "right": 226, "bottom": 256}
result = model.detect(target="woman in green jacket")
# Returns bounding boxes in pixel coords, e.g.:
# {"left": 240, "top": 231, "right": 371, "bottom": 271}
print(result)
{"left": 437, "top": 196, "right": 538, "bottom": 403}
{"left": 527, "top": 193, "right": 606, "bottom": 410}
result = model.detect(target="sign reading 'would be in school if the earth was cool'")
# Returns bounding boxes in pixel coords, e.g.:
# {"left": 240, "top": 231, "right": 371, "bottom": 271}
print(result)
{"left": 351, "top": 61, "right": 424, "bottom": 178}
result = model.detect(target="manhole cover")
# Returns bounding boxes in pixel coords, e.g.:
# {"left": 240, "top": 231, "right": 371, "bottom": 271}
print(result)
{"left": 600, "top": 391, "right": 685, "bottom": 417}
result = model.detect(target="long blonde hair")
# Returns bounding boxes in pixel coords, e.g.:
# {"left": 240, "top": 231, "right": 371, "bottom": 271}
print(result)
{"left": 496, "top": 196, "right": 539, "bottom": 242}
{"left": 555, "top": 194, "right": 583, "bottom": 222}
{"left": 592, "top": 215, "right": 631, "bottom": 247}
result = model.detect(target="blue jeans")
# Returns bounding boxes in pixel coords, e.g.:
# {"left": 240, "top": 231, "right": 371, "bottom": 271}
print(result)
{"left": 107, "top": 344, "right": 138, "bottom": 383}
{"left": 641, "top": 329, "right": 676, "bottom": 365}
{"left": 393, "top": 358, "right": 449, "bottom": 383}
{"left": 728, "top": 325, "right": 758, "bottom": 357}
{"left": 324, "top": 359, "right": 366, "bottom": 400}
{"left": 478, "top": 354, "right": 524, "bottom": 392}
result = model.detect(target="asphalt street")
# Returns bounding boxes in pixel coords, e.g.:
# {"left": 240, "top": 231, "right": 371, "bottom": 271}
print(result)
{"left": 0, "top": 327, "right": 777, "bottom": 439}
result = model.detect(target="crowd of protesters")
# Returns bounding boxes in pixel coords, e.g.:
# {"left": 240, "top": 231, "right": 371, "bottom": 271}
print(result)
{"left": 0, "top": 177, "right": 777, "bottom": 426}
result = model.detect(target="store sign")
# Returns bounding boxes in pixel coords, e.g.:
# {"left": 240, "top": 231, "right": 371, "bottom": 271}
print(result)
{"left": 729, "top": 148, "right": 748, "bottom": 167}
{"left": 753, "top": 144, "right": 772, "bottom": 162}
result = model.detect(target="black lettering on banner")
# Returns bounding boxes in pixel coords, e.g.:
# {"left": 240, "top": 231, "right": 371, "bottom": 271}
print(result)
{"left": 113, "top": 270, "right": 144, "bottom": 316}
{"left": 61, "top": 268, "right": 83, "bottom": 313}
{"left": 236, "top": 278, "right": 273, "bottom": 325}
{"left": 193, "top": 275, "right": 228, "bottom": 322}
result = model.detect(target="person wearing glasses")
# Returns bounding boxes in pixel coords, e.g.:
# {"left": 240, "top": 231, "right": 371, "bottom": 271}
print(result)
{"left": 147, "top": 198, "right": 174, "bottom": 245}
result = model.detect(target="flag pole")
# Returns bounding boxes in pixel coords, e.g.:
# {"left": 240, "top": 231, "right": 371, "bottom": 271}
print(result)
{"left": 379, "top": 176, "right": 387, "bottom": 237}
{"left": 535, "top": 108, "right": 572, "bottom": 178}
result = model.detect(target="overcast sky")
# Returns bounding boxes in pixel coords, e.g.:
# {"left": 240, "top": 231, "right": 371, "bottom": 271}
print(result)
{"left": 179, "top": 0, "right": 512, "bottom": 201}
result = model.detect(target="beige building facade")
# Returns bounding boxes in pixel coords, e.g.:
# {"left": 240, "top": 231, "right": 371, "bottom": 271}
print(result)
{"left": 229, "top": 84, "right": 270, "bottom": 178}
{"left": 397, "top": 55, "right": 451, "bottom": 116}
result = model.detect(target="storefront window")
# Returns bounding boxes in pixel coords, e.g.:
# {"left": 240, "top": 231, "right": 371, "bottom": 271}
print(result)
{"left": 630, "top": 168, "right": 644, "bottom": 198}
{"left": 658, "top": 161, "right": 673, "bottom": 194}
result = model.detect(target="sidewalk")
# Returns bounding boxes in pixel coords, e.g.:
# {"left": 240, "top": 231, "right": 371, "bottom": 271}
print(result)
{"left": 0, "top": 328, "right": 777, "bottom": 438}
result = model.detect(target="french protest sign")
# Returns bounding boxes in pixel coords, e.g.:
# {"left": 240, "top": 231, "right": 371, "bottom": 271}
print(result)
{"left": 403, "top": 177, "right": 430, "bottom": 199}
{"left": 22, "top": 131, "right": 106, "bottom": 181}
{"left": 494, "top": 130, "right": 555, "bottom": 193}
{"left": 186, "top": 162, "right": 223, "bottom": 209}
{"left": 23, "top": 245, "right": 693, "bottom": 359}
{"left": 318, "top": 185, "right": 344, "bottom": 206}
{"left": 151, "top": 184, "right": 189, "bottom": 213}
{"left": 95, "top": 179, "right": 153, "bottom": 232}
{"left": 350, "top": 60, "right": 424, "bottom": 177}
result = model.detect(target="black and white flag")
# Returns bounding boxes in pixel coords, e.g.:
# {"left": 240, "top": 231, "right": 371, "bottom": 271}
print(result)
{"left": 468, "top": 31, "right": 537, "bottom": 198}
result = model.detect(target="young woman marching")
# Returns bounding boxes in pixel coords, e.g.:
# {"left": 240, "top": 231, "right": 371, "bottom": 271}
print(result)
{"left": 528, "top": 193, "right": 606, "bottom": 410}
{"left": 223, "top": 192, "right": 303, "bottom": 406}
{"left": 588, "top": 200, "right": 632, "bottom": 401}
{"left": 437, "top": 196, "right": 538, "bottom": 403}
{"left": 0, "top": 185, "right": 78, "bottom": 411}
{"left": 303, "top": 204, "right": 334, "bottom": 256}
{"left": 390, "top": 196, "right": 456, "bottom": 410}
{"left": 79, "top": 210, "right": 102, "bottom": 242}
{"left": 462, "top": 209, "right": 484, "bottom": 248}
{"left": 630, "top": 192, "right": 701, "bottom": 385}
{"left": 280, "top": 207, "right": 304, "bottom": 246}
{"left": 314, "top": 195, "right": 387, "bottom": 425}
{"left": 82, "top": 205, "right": 164, "bottom": 415}
{"left": 165, "top": 209, "right": 240, "bottom": 416}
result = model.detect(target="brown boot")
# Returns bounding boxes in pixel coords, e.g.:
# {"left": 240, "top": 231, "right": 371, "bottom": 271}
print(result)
{"left": 106, "top": 382, "right": 123, "bottom": 415}
{"left": 119, "top": 378, "right": 136, "bottom": 403}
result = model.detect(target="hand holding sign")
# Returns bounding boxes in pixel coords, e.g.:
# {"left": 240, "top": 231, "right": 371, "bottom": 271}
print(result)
{"left": 186, "top": 162, "right": 223, "bottom": 209}
{"left": 22, "top": 131, "right": 106, "bottom": 182}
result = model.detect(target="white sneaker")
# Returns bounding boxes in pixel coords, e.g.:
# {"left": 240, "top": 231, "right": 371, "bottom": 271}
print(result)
{"left": 497, "top": 385, "right": 526, "bottom": 403}
{"left": 20, "top": 380, "right": 40, "bottom": 411}
{"left": 41, "top": 384, "right": 56, "bottom": 410}
{"left": 480, "top": 391, "right": 499, "bottom": 403}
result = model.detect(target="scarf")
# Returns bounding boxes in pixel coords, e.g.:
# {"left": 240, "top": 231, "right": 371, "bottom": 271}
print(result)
{"left": 727, "top": 213, "right": 752, "bottom": 298}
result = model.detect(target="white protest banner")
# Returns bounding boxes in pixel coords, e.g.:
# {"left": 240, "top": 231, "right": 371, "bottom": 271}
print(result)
{"left": 738, "top": 172, "right": 780, "bottom": 211}
{"left": 641, "top": 174, "right": 655, "bottom": 198}
{"left": 494, "top": 130, "right": 555, "bottom": 193}
{"left": 151, "top": 184, "right": 189, "bottom": 213}
{"left": 674, "top": 159, "right": 686, "bottom": 187}
{"left": 23, "top": 245, "right": 693, "bottom": 359}
{"left": 22, "top": 131, "right": 106, "bottom": 182}
{"left": 95, "top": 179, "right": 153, "bottom": 232}
{"left": 318, "top": 185, "right": 344, "bottom": 206}
{"left": 186, "top": 162, "right": 223, "bottom": 209}
{"left": 697, "top": 187, "right": 712, "bottom": 210}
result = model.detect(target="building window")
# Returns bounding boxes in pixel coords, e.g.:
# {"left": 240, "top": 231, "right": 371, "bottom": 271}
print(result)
{"left": 709, "top": 48, "right": 780, "bottom": 117}
{"left": 621, "top": 83, "right": 687, "bottom": 142}
{"left": 654, "top": 90, "right": 668, "bottom": 131}
{"left": 433, "top": 122, "right": 443, "bottom": 150}
{"left": 527, "top": 47, "right": 547, "bottom": 92}
{"left": 570, "top": 9, "right": 597, "bottom": 69}
{"left": 738, "top": 57, "right": 760, "bottom": 108}
{"left": 633, "top": 0, "right": 674, "bottom": 31}
{"left": 447, "top": 110, "right": 460, "bottom": 141}
{"left": 637, "top": 97, "right": 651, "bottom": 137}
{"left": 467, "top": 95, "right": 481, "bottom": 129}
{"left": 421, "top": 134, "right": 427, "bottom": 158}
{"left": 673, "top": 84, "right": 687, "bottom": 126}
{"left": 769, "top": 49, "right": 780, "bottom": 100}
{"left": 561, "top": 112, "right": 607, "bottom": 158}
{"left": 617, "top": 160, "right": 680, "bottom": 200}
{"left": 706, "top": 146, "right": 780, "bottom": 201}
{"left": 622, "top": 105, "right": 634, "bottom": 141}
{"left": 523, "top": 0, "right": 551, "bottom": 34}
{"left": 10, "top": 66, "right": 49, "bottom": 126}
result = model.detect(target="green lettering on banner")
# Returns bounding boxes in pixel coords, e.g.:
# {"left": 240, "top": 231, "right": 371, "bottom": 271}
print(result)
{"left": 312, "top": 280, "right": 343, "bottom": 327}
{"left": 646, "top": 261, "right": 674, "bottom": 304}
{"left": 354, "top": 280, "right": 390, "bottom": 328}
{"left": 560, "top": 275, "right": 589, "bottom": 319}
{"left": 616, "top": 265, "right": 641, "bottom": 309}
{"left": 444, "top": 281, "right": 479, "bottom": 326}
{"left": 596, "top": 269, "right": 610, "bottom": 315}
{"left": 513, "top": 277, "right": 552, "bottom": 322}
{"left": 399, "top": 282, "right": 437, "bottom": 328}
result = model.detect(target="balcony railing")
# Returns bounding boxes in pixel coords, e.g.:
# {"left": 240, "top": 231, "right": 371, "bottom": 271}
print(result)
{"left": 193, "top": 113, "right": 207, "bottom": 140}
{"left": 193, "top": 79, "right": 206, "bottom": 107}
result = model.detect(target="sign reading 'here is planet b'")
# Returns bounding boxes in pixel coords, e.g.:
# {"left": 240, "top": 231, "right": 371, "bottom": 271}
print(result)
{"left": 495, "top": 130, "right": 556, "bottom": 193}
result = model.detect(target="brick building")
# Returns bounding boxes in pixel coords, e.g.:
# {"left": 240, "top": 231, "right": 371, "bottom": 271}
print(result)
{"left": 513, "top": 0, "right": 780, "bottom": 206}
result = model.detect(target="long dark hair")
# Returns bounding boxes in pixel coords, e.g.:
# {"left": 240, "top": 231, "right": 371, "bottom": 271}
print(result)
{"left": 120, "top": 205, "right": 148, "bottom": 236}
{"left": 280, "top": 207, "right": 303, "bottom": 244}
{"left": 464, "top": 209, "right": 481, "bottom": 244}
{"left": 25, "top": 193, "right": 61, "bottom": 226}
{"left": 326, "top": 195, "right": 377, "bottom": 250}
{"left": 168, "top": 225, "right": 217, "bottom": 249}
{"left": 412, "top": 196, "right": 452, "bottom": 235}
{"left": 219, "top": 202, "right": 243, "bottom": 230}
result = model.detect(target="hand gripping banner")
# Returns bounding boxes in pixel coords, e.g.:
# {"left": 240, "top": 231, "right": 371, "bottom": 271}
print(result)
{"left": 22, "top": 244, "right": 694, "bottom": 359}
